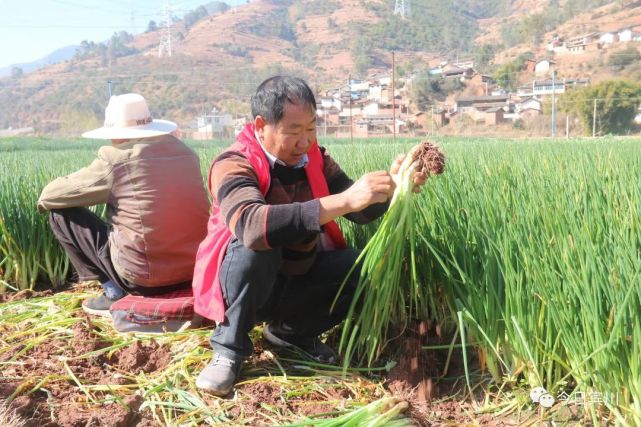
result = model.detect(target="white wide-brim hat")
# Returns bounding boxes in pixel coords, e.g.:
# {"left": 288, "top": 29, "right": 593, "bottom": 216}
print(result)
{"left": 82, "top": 93, "right": 177, "bottom": 139}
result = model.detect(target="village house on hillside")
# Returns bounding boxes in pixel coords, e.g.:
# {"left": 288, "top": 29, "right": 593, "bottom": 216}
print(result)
{"left": 455, "top": 95, "right": 509, "bottom": 114}
{"left": 515, "top": 97, "right": 542, "bottom": 113}
{"left": 535, "top": 59, "right": 556, "bottom": 75}
{"left": 566, "top": 32, "right": 601, "bottom": 53}
{"left": 453, "top": 59, "right": 475, "bottom": 69}
{"left": 189, "top": 107, "right": 233, "bottom": 140}
{"left": 517, "top": 78, "right": 589, "bottom": 97}
{"left": 315, "top": 73, "right": 416, "bottom": 137}
{"left": 549, "top": 26, "right": 641, "bottom": 55}
{"left": 318, "top": 96, "right": 342, "bottom": 111}
{"left": 515, "top": 97, "right": 543, "bottom": 120}
{"left": 313, "top": 59, "right": 584, "bottom": 135}
{"left": 600, "top": 31, "right": 618, "bottom": 45}
{"left": 426, "top": 60, "right": 475, "bottom": 79}
{"left": 467, "top": 73, "right": 493, "bottom": 96}
{"left": 442, "top": 66, "right": 475, "bottom": 81}
{"left": 195, "top": 51, "right": 595, "bottom": 138}
{"left": 450, "top": 92, "right": 550, "bottom": 125}
{"left": 618, "top": 27, "right": 641, "bottom": 42}
{"left": 453, "top": 95, "right": 510, "bottom": 125}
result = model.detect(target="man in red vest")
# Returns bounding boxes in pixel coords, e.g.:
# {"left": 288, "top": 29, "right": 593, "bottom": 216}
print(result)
{"left": 193, "top": 76, "right": 426, "bottom": 395}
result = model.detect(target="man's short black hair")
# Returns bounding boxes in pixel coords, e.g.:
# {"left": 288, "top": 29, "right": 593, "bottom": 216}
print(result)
{"left": 251, "top": 76, "right": 316, "bottom": 124}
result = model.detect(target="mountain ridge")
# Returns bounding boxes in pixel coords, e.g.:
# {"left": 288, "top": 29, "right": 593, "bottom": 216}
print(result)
{"left": 0, "top": 45, "right": 80, "bottom": 78}
{"left": 1, "top": 0, "right": 640, "bottom": 134}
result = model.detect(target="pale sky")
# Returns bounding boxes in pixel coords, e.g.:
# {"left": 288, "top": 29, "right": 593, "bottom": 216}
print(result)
{"left": 0, "top": 0, "right": 243, "bottom": 68}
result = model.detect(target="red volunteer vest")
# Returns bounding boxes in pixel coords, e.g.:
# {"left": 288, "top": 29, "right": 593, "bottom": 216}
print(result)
{"left": 192, "top": 124, "right": 347, "bottom": 321}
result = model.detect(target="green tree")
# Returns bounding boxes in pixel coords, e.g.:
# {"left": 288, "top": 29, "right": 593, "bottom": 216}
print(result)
{"left": 459, "top": 0, "right": 507, "bottom": 18}
{"left": 146, "top": 20, "right": 158, "bottom": 32}
{"left": 521, "top": 13, "right": 547, "bottom": 44}
{"left": 473, "top": 44, "right": 498, "bottom": 72}
{"left": 493, "top": 62, "right": 520, "bottom": 91}
{"left": 408, "top": 75, "right": 461, "bottom": 110}
{"left": 560, "top": 79, "right": 641, "bottom": 135}
{"left": 516, "top": 51, "right": 535, "bottom": 64}
{"left": 608, "top": 46, "right": 641, "bottom": 70}
{"left": 184, "top": 5, "right": 209, "bottom": 29}
{"left": 396, "top": 61, "right": 415, "bottom": 78}
{"left": 363, "top": 2, "right": 478, "bottom": 54}
{"left": 108, "top": 32, "right": 137, "bottom": 59}
{"left": 245, "top": 9, "right": 295, "bottom": 41}
{"left": 442, "top": 77, "right": 464, "bottom": 93}
{"left": 410, "top": 76, "right": 438, "bottom": 110}
{"left": 351, "top": 37, "right": 372, "bottom": 76}
{"left": 219, "top": 98, "right": 250, "bottom": 116}
{"left": 209, "top": 2, "right": 230, "bottom": 14}
{"left": 500, "top": 22, "right": 526, "bottom": 47}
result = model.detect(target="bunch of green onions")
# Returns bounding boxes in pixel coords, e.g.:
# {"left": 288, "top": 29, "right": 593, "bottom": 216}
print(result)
{"left": 336, "top": 142, "right": 445, "bottom": 367}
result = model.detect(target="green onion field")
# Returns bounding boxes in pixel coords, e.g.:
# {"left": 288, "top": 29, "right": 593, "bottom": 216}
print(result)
{"left": 1, "top": 136, "right": 640, "bottom": 426}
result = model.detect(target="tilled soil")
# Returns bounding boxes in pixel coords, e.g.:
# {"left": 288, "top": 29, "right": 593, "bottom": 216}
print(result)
{"left": 1, "top": 291, "right": 525, "bottom": 426}
{"left": 381, "top": 320, "right": 521, "bottom": 426}
{"left": 114, "top": 339, "right": 172, "bottom": 374}
{"left": 0, "top": 309, "right": 167, "bottom": 426}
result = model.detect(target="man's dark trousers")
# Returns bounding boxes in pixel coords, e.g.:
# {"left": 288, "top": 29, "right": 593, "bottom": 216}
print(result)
{"left": 210, "top": 238, "right": 360, "bottom": 362}
{"left": 48, "top": 207, "right": 188, "bottom": 297}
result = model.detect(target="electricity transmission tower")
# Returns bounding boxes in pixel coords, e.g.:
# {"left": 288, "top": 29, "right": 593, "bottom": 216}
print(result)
{"left": 394, "top": 0, "right": 410, "bottom": 19}
{"left": 158, "top": 0, "right": 172, "bottom": 58}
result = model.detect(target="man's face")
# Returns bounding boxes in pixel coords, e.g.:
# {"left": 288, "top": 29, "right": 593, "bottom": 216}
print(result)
{"left": 255, "top": 102, "right": 317, "bottom": 166}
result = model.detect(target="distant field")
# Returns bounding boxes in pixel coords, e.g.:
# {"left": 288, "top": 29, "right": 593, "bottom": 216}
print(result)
{"left": 1, "top": 136, "right": 640, "bottom": 424}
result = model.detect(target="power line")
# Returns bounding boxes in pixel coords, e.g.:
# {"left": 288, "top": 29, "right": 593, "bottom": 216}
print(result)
{"left": 47, "top": 0, "right": 129, "bottom": 15}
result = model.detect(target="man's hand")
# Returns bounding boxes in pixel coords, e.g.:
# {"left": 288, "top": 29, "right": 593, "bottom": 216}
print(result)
{"left": 342, "top": 171, "right": 395, "bottom": 212}
{"left": 318, "top": 155, "right": 428, "bottom": 226}
{"left": 390, "top": 154, "right": 427, "bottom": 193}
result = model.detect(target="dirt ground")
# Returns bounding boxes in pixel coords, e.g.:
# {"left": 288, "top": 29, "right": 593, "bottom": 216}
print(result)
{"left": 0, "top": 291, "right": 540, "bottom": 426}
{"left": 0, "top": 313, "right": 164, "bottom": 426}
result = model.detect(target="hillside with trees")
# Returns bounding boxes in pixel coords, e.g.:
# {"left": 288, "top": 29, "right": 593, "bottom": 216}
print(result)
{"left": 1, "top": 0, "right": 640, "bottom": 134}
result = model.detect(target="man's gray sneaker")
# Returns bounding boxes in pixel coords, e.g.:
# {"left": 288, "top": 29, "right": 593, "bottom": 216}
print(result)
{"left": 263, "top": 322, "right": 337, "bottom": 364}
{"left": 196, "top": 354, "right": 243, "bottom": 396}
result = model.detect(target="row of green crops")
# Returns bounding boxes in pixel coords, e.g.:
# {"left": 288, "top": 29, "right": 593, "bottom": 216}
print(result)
{"left": 0, "top": 138, "right": 224, "bottom": 292}
{"left": 329, "top": 137, "right": 641, "bottom": 424}
{"left": 1, "top": 136, "right": 640, "bottom": 423}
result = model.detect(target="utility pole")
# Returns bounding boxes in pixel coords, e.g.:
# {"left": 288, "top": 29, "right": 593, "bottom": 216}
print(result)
{"left": 348, "top": 74, "right": 353, "bottom": 143}
{"left": 107, "top": 80, "right": 115, "bottom": 97}
{"left": 592, "top": 98, "right": 597, "bottom": 137}
{"left": 566, "top": 115, "right": 569, "bottom": 139}
{"left": 158, "top": 0, "right": 172, "bottom": 58}
{"left": 551, "top": 69, "right": 556, "bottom": 138}
{"left": 392, "top": 51, "right": 396, "bottom": 143}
